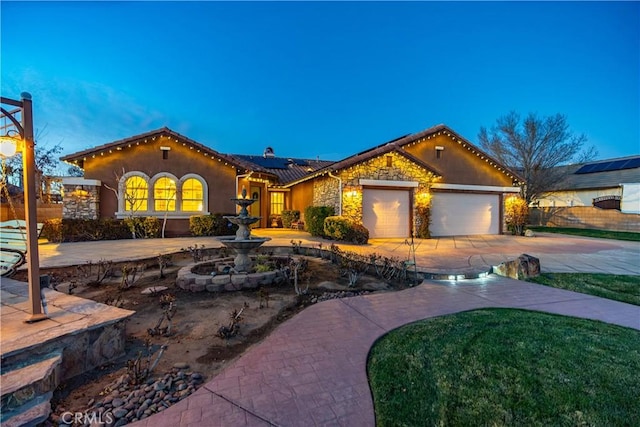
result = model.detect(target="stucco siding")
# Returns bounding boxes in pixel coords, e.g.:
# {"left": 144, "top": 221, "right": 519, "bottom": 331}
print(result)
{"left": 536, "top": 187, "right": 622, "bottom": 208}
{"left": 403, "top": 134, "right": 513, "bottom": 187}
{"left": 80, "top": 135, "right": 238, "bottom": 236}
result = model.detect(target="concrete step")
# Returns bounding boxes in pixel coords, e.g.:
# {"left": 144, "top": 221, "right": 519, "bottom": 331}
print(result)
{"left": 1, "top": 352, "right": 62, "bottom": 426}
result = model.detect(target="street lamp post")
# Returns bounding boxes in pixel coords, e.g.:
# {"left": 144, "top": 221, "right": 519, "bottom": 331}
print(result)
{"left": 1, "top": 92, "right": 47, "bottom": 323}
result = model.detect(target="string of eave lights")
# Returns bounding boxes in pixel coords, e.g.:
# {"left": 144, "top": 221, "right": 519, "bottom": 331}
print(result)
{"left": 340, "top": 151, "right": 438, "bottom": 180}
{"left": 75, "top": 134, "right": 239, "bottom": 171}
{"left": 404, "top": 131, "right": 516, "bottom": 181}
{"left": 315, "top": 152, "right": 439, "bottom": 181}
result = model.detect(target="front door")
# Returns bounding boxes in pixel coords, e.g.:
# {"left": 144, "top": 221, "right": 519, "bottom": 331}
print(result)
{"left": 249, "top": 185, "right": 261, "bottom": 227}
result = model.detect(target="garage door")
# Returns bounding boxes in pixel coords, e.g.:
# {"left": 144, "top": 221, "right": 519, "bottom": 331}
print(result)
{"left": 362, "top": 189, "right": 410, "bottom": 238}
{"left": 430, "top": 193, "right": 499, "bottom": 236}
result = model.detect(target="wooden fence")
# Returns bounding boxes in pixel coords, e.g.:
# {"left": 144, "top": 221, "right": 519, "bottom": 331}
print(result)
{"left": 0, "top": 203, "right": 63, "bottom": 222}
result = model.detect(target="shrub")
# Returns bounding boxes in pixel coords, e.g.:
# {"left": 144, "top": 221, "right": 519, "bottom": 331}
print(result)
{"left": 98, "top": 218, "right": 132, "bottom": 240}
{"left": 324, "top": 216, "right": 369, "bottom": 244}
{"left": 305, "top": 206, "right": 335, "bottom": 237}
{"left": 349, "top": 223, "right": 370, "bottom": 244}
{"left": 43, "top": 218, "right": 131, "bottom": 242}
{"left": 281, "top": 210, "right": 300, "bottom": 228}
{"left": 505, "top": 196, "right": 529, "bottom": 236}
{"left": 141, "top": 217, "right": 160, "bottom": 238}
{"left": 41, "top": 218, "right": 63, "bottom": 243}
{"left": 324, "top": 216, "right": 351, "bottom": 240}
{"left": 415, "top": 205, "right": 431, "bottom": 239}
{"left": 124, "top": 216, "right": 160, "bottom": 239}
{"left": 190, "top": 213, "right": 239, "bottom": 236}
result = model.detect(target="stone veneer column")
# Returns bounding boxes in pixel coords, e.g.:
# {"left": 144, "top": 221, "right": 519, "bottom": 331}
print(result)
{"left": 61, "top": 177, "right": 101, "bottom": 220}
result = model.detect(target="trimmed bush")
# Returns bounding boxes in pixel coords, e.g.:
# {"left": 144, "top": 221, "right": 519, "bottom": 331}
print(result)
{"left": 324, "top": 216, "right": 369, "bottom": 244}
{"left": 281, "top": 210, "right": 300, "bottom": 228}
{"left": 349, "top": 223, "right": 370, "bottom": 244}
{"left": 41, "top": 218, "right": 63, "bottom": 243}
{"left": 190, "top": 213, "right": 239, "bottom": 236}
{"left": 505, "top": 196, "right": 529, "bottom": 236}
{"left": 42, "top": 218, "right": 131, "bottom": 242}
{"left": 324, "top": 216, "right": 351, "bottom": 240}
{"left": 124, "top": 216, "right": 160, "bottom": 239}
{"left": 305, "top": 206, "right": 335, "bottom": 237}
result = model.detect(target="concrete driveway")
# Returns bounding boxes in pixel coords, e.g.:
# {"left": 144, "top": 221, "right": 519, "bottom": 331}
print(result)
{"left": 35, "top": 230, "right": 640, "bottom": 276}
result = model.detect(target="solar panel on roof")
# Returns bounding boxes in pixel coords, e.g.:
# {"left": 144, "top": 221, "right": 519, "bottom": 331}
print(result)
{"left": 575, "top": 157, "right": 640, "bottom": 174}
{"left": 233, "top": 155, "right": 311, "bottom": 169}
{"left": 592, "top": 162, "right": 612, "bottom": 173}
{"left": 575, "top": 164, "right": 598, "bottom": 174}
{"left": 617, "top": 158, "right": 640, "bottom": 170}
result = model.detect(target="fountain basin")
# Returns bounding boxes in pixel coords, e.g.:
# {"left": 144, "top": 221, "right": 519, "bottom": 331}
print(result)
{"left": 217, "top": 236, "right": 271, "bottom": 272}
{"left": 176, "top": 256, "right": 292, "bottom": 293}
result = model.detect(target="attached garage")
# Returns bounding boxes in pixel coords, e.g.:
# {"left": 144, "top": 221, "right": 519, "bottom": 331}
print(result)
{"left": 362, "top": 188, "right": 411, "bottom": 238}
{"left": 430, "top": 192, "right": 500, "bottom": 236}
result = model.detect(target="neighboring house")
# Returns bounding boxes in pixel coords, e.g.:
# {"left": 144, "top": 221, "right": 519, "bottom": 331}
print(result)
{"left": 533, "top": 156, "right": 640, "bottom": 214}
{"left": 61, "top": 124, "right": 523, "bottom": 238}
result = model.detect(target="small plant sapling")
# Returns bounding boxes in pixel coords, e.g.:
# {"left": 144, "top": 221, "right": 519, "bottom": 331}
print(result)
{"left": 218, "top": 307, "right": 244, "bottom": 339}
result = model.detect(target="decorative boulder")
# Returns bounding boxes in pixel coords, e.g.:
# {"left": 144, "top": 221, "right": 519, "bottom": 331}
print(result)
{"left": 493, "top": 254, "right": 540, "bottom": 280}
{"left": 525, "top": 229, "right": 535, "bottom": 237}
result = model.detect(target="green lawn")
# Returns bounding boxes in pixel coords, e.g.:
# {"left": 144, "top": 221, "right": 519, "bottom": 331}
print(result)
{"left": 527, "top": 226, "right": 640, "bottom": 241}
{"left": 368, "top": 309, "right": 640, "bottom": 427}
{"left": 529, "top": 273, "right": 640, "bottom": 306}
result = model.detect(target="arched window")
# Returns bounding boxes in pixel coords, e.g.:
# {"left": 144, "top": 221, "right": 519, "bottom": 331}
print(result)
{"left": 124, "top": 176, "right": 148, "bottom": 211}
{"left": 154, "top": 176, "right": 177, "bottom": 211}
{"left": 182, "top": 178, "right": 203, "bottom": 211}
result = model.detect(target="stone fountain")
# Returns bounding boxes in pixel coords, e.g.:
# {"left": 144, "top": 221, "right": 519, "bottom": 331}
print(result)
{"left": 218, "top": 188, "right": 271, "bottom": 272}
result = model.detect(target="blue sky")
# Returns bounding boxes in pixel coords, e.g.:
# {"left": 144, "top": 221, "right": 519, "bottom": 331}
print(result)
{"left": 1, "top": 1, "right": 638, "bottom": 163}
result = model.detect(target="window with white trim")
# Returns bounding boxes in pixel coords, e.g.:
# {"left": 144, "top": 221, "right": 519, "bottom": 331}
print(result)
{"left": 124, "top": 175, "right": 148, "bottom": 212}
{"left": 182, "top": 178, "right": 203, "bottom": 211}
{"left": 117, "top": 172, "right": 208, "bottom": 217}
{"left": 154, "top": 177, "right": 177, "bottom": 211}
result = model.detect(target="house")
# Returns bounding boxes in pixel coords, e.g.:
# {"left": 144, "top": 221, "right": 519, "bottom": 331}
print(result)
{"left": 530, "top": 156, "right": 640, "bottom": 231}
{"left": 61, "top": 124, "right": 523, "bottom": 238}
{"left": 532, "top": 156, "right": 640, "bottom": 213}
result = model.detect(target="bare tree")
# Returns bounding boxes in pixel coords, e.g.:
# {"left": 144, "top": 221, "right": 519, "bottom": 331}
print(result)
{"left": 478, "top": 111, "right": 597, "bottom": 204}
{"left": 5, "top": 141, "right": 63, "bottom": 199}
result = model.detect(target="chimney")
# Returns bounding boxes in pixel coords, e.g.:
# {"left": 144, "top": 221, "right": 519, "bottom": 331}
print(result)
{"left": 263, "top": 146, "right": 275, "bottom": 158}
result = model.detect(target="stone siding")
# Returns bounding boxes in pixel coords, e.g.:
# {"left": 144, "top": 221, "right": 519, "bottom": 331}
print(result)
{"left": 529, "top": 206, "right": 640, "bottom": 232}
{"left": 62, "top": 184, "right": 100, "bottom": 220}
{"left": 313, "top": 152, "right": 438, "bottom": 227}
{"left": 313, "top": 177, "right": 340, "bottom": 214}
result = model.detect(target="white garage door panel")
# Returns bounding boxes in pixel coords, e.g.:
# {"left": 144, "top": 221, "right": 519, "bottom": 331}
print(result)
{"left": 362, "top": 189, "right": 410, "bottom": 238}
{"left": 431, "top": 193, "right": 499, "bottom": 236}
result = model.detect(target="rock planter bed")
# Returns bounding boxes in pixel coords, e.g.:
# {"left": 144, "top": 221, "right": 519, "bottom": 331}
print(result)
{"left": 176, "top": 256, "right": 297, "bottom": 293}
{"left": 50, "top": 365, "right": 204, "bottom": 426}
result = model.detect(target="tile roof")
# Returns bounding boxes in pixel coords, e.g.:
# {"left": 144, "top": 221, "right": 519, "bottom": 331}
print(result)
{"left": 231, "top": 154, "right": 335, "bottom": 185}
{"left": 60, "top": 127, "right": 271, "bottom": 175}
{"left": 280, "top": 124, "right": 522, "bottom": 187}
{"left": 60, "top": 124, "right": 523, "bottom": 187}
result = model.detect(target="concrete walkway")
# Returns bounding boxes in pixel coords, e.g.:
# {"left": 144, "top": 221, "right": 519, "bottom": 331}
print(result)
{"left": 23, "top": 231, "right": 640, "bottom": 426}
{"left": 127, "top": 276, "right": 639, "bottom": 427}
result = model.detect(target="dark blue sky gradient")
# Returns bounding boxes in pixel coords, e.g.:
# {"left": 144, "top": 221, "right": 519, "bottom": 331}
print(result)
{"left": 1, "top": 1, "right": 638, "bottom": 162}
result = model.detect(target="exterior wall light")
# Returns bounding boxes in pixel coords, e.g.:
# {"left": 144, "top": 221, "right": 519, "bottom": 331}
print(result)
{"left": 73, "top": 186, "right": 90, "bottom": 197}
{"left": 0, "top": 131, "right": 24, "bottom": 159}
